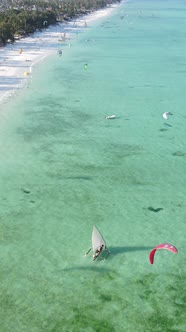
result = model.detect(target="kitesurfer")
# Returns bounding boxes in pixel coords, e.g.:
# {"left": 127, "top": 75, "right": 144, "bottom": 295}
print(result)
{"left": 93, "top": 244, "right": 104, "bottom": 260}
{"left": 58, "top": 49, "right": 62, "bottom": 56}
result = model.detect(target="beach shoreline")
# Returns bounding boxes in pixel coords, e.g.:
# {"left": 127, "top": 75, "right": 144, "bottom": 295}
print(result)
{"left": 0, "top": 4, "right": 118, "bottom": 105}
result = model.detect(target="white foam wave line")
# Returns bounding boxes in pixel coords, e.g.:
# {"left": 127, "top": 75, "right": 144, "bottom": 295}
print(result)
{"left": 29, "top": 54, "right": 48, "bottom": 73}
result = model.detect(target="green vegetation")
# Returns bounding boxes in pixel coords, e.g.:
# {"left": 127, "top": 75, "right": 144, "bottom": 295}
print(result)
{"left": 0, "top": 0, "right": 121, "bottom": 45}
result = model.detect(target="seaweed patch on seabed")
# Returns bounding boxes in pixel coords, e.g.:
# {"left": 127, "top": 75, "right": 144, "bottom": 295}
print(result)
{"left": 134, "top": 273, "right": 186, "bottom": 332}
{"left": 69, "top": 306, "right": 116, "bottom": 332}
{"left": 106, "top": 143, "right": 143, "bottom": 157}
{"left": 30, "top": 96, "right": 63, "bottom": 111}
{"left": 172, "top": 151, "right": 186, "bottom": 157}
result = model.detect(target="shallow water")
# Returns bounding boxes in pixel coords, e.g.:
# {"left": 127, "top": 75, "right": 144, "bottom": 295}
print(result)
{"left": 0, "top": 0, "right": 186, "bottom": 331}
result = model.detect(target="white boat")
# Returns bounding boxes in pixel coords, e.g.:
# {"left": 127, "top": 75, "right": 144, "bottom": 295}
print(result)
{"left": 105, "top": 114, "right": 116, "bottom": 119}
{"left": 86, "top": 225, "right": 110, "bottom": 260}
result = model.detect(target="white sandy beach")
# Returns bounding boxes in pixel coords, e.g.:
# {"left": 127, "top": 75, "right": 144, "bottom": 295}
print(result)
{"left": 0, "top": 5, "right": 118, "bottom": 104}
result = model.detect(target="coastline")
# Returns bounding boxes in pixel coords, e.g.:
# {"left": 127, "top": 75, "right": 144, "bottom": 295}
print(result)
{"left": 0, "top": 4, "right": 118, "bottom": 105}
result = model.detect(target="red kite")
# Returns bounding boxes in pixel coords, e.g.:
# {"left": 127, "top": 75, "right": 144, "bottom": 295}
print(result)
{"left": 149, "top": 243, "right": 178, "bottom": 264}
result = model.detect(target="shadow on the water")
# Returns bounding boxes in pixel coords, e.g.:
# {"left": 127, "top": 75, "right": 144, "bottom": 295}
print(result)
{"left": 147, "top": 206, "right": 163, "bottom": 213}
{"left": 164, "top": 123, "right": 172, "bottom": 127}
{"left": 61, "top": 247, "right": 152, "bottom": 273}
{"left": 61, "top": 265, "right": 111, "bottom": 273}
{"left": 108, "top": 246, "right": 152, "bottom": 257}
{"left": 60, "top": 176, "right": 92, "bottom": 181}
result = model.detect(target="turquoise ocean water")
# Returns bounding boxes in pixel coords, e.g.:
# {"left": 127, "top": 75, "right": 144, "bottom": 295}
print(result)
{"left": 0, "top": 0, "right": 186, "bottom": 331}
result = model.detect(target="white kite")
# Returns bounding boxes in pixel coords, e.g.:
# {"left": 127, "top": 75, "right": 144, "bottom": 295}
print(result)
{"left": 162, "top": 112, "right": 173, "bottom": 120}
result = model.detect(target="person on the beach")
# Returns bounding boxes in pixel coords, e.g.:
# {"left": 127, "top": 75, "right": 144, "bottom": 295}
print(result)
{"left": 93, "top": 244, "right": 104, "bottom": 260}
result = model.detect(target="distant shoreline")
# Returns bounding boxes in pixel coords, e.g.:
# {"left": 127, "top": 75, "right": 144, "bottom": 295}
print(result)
{"left": 0, "top": 4, "right": 119, "bottom": 105}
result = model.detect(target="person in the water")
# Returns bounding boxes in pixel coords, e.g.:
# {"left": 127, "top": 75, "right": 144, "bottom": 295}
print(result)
{"left": 93, "top": 244, "right": 104, "bottom": 260}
